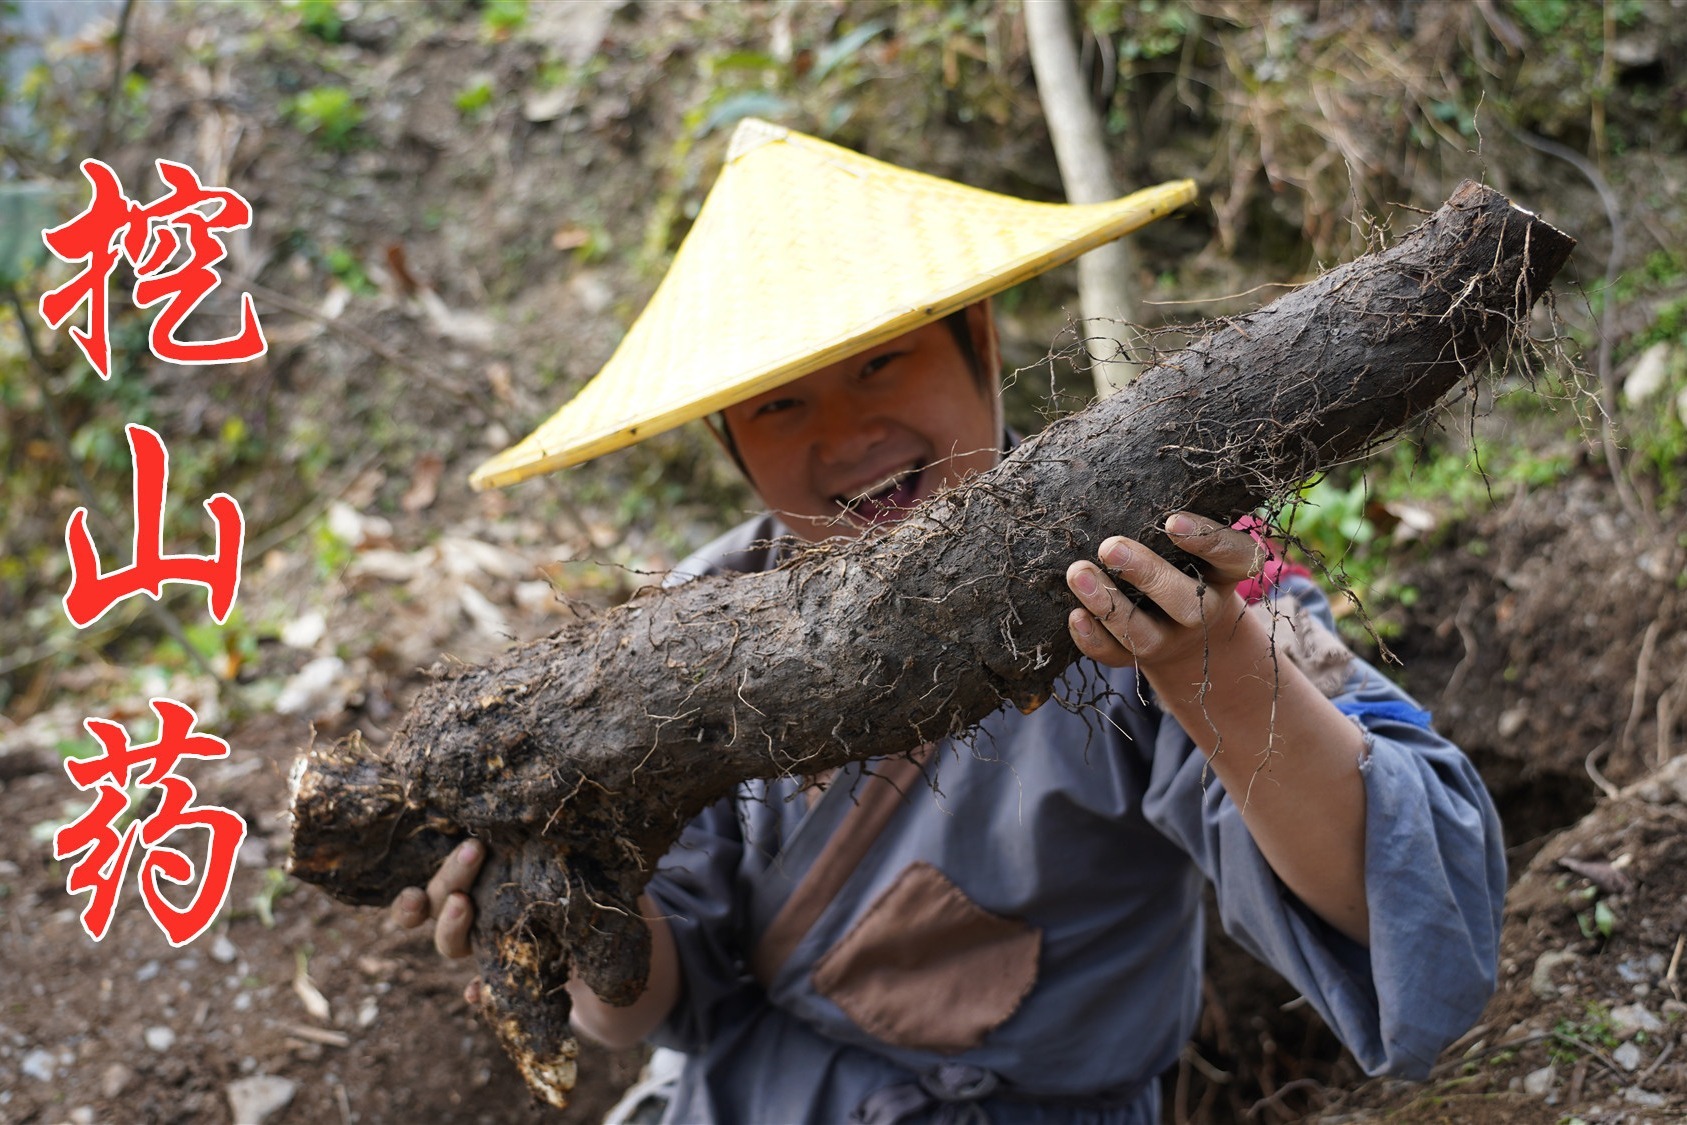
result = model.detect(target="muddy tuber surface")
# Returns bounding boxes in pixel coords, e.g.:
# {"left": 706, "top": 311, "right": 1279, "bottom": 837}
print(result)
{"left": 287, "top": 181, "right": 1574, "bottom": 1107}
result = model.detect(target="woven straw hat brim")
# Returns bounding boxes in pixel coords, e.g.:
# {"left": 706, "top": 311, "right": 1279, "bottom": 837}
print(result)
{"left": 471, "top": 118, "right": 1196, "bottom": 490}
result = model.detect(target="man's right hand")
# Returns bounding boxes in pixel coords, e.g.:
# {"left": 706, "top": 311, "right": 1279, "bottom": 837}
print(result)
{"left": 390, "top": 837, "right": 682, "bottom": 1046}
{"left": 391, "top": 837, "right": 484, "bottom": 960}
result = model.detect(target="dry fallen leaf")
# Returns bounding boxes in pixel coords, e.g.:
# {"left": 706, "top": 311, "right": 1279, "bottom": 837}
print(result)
{"left": 551, "top": 223, "right": 590, "bottom": 251}
{"left": 1557, "top": 855, "right": 1635, "bottom": 896}
{"left": 401, "top": 453, "right": 444, "bottom": 513}
{"left": 292, "top": 950, "right": 332, "bottom": 1023}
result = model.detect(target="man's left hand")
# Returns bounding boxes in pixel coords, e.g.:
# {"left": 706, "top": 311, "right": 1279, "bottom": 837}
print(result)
{"left": 1064, "top": 511, "right": 1265, "bottom": 680}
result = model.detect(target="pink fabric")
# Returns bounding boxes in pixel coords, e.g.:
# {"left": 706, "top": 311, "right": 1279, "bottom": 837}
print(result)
{"left": 1231, "top": 516, "right": 1312, "bottom": 606}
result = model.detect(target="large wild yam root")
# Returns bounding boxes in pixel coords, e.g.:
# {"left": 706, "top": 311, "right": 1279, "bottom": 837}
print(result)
{"left": 288, "top": 181, "right": 1573, "bottom": 1107}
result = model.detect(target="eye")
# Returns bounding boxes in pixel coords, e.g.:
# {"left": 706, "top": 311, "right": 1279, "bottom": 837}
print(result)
{"left": 752, "top": 396, "right": 800, "bottom": 419}
{"left": 857, "top": 352, "right": 901, "bottom": 381}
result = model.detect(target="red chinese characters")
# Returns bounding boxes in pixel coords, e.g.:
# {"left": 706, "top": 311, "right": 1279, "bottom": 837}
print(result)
{"left": 63, "top": 422, "right": 244, "bottom": 628}
{"left": 38, "top": 158, "right": 267, "bottom": 378}
{"left": 44, "top": 156, "right": 254, "bottom": 949}
{"left": 53, "top": 698, "right": 248, "bottom": 946}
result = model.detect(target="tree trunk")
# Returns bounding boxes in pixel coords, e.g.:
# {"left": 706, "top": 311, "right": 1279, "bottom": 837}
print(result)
{"left": 1024, "top": 0, "right": 1140, "bottom": 396}
{"left": 287, "top": 182, "right": 1573, "bottom": 1107}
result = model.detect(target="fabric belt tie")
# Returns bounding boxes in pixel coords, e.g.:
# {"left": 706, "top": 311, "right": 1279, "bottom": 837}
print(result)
{"left": 851, "top": 1063, "right": 1001, "bottom": 1125}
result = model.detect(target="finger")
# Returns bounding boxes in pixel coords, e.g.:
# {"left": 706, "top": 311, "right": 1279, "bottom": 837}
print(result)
{"left": 1094, "top": 539, "right": 1218, "bottom": 630}
{"left": 1068, "top": 606, "right": 1140, "bottom": 668}
{"left": 1164, "top": 512, "right": 1266, "bottom": 585}
{"left": 425, "top": 838, "right": 485, "bottom": 918}
{"left": 436, "top": 891, "right": 475, "bottom": 959}
{"left": 391, "top": 886, "right": 429, "bottom": 930}
{"left": 463, "top": 976, "right": 483, "bottom": 1007}
{"left": 1067, "top": 561, "right": 1172, "bottom": 656}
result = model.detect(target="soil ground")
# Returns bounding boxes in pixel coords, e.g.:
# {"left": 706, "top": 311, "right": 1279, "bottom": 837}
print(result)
{"left": 0, "top": 711, "right": 647, "bottom": 1125}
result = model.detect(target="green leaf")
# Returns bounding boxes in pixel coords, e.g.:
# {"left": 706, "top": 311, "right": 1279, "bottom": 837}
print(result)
{"left": 697, "top": 92, "right": 791, "bottom": 137}
{"left": 812, "top": 20, "right": 891, "bottom": 83}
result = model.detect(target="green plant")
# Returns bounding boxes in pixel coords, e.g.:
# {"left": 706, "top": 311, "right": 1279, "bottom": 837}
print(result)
{"left": 480, "top": 0, "right": 527, "bottom": 37}
{"left": 1548, "top": 1004, "right": 1620, "bottom": 1065}
{"left": 288, "top": 0, "right": 343, "bottom": 42}
{"left": 1576, "top": 899, "right": 1616, "bottom": 941}
{"left": 283, "top": 85, "right": 364, "bottom": 151}
{"left": 311, "top": 520, "right": 355, "bottom": 581}
{"left": 251, "top": 866, "right": 297, "bottom": 928}
{"left": 455, "top": 78, "right": 495, "bottom": 117}
{"left": 323, "top": 246, "right": 375, "bottom": 294}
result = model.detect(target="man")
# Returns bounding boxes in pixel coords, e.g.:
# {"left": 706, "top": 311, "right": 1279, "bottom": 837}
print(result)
{"left": 395, "top": 121, "right": 1505, "bottom": 1122}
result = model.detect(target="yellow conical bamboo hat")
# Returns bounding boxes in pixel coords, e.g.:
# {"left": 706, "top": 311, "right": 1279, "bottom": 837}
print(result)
{"left": 471, "top": 118, "right": 1196, "bottom": 490}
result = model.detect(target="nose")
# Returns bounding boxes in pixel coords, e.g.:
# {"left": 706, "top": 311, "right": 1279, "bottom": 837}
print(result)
{"left": 812, "top": 406, "right": 891, "bottom": 468}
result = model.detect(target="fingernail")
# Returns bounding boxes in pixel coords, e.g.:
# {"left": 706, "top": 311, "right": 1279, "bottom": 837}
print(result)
{"left": 1101, "top": 540, "right": 1131, "bottom": 569}
{"left": 445, "top": 895, "right": 464, "bottom": 918}
{"left": 1072, "top": 568, "right": 1098, "bottom": 597}
{"left": 457, "top": 839, "right": 481, "bottom": 866}
{"left": 1166, "top": 513, "right": 1198, "bottom": 536}
{"left": 1072, "top": 612, "right": 1093, "bottom": 639}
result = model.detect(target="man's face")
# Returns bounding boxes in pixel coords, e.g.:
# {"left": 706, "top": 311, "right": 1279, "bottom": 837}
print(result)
{"left": 720, "top": 305, "right": 1000, "bottom": 542}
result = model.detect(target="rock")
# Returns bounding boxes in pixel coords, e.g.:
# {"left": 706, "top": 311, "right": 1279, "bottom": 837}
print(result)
{"left": 100, "top": 1062, "right": 133, "bottom": 1098}
{"left": 143, "top": 1026, "right": 175, "bottom": 1051}
{"left": 280, "top": 610, "right": 327, "bottom": 650}
{"left": 1608, "top": 1002, "right": 1664, "bottom": 1039}
{"left": 1622, "top": 342, "right": 1673, "bottom": 404}
{"left": 275, "top": 656, "right": 351, "bottom": 718}
{"left": 1612, "top": 1040, "right": 1643, "bottom": 1071}
{"left": 68, "top": 1107, "right": 95, "bottom": 1125}
{"left": 211, "top": 933, "right": 238, "bottom": 964}
{"left": 326, "top": 501, "right": 391, "bottom": 548}
{"left": 226, "top": 1075, "right": 298, "bottom": 1124}
{"left": 1522, "top": 1064, "right": 1556, "bottom": 1095}
{"left": 1623, "top": 1085, "right": 1666, "bottom": 1107}
{"left": 20, "top": 1047, "right": 55, "bottom": 1082}
{"left": 1625, "top": 754, "right": 1687, "bottom": 805}
{"left": 1530, "top": 949, "right": 1580, "bottom": 999}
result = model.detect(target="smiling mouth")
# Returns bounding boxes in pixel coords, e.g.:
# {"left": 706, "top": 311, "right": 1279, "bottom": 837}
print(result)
{"left": 833, "top": 461, "right": 927, "bottom": 525}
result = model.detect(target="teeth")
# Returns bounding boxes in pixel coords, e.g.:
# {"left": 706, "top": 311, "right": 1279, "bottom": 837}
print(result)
{"left": 836, "top": 463, "right": 919, "bottom": 506}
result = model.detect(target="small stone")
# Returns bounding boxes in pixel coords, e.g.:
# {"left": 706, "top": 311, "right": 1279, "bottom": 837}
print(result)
{"left": 1609, "top": 1002, "right": 1664, "bottom": 1039}
{"left": 135, "top": 960, "right": 161, "bottom": 982}
{"left": 1612, "top": 1040, "right": 1643, "bottom": 1071}
{"left": 1623, "top": 1086, "right": 1667, "bottom": 1107}
{"left": 356, "top": 996, "right": 378, "bottom": 1028}
{"left": 1622, "top": 342, "right": 1673, "bottom": 404}
{"left": 100, "top": 1062, "right": 133, "bottom": 1098}
{"left": 226, "top": 1075, "right": 297, "bottom": 1124}
{"left": 1522, "top": 1064, "right": 1556, "bottom": 1095}
{"left": 210, "top": 934, "right": 238, "bottom": 964}
{"left": 143, "top": 1026, "right": 176, "bottom": 1052}
{"left": 275, "top": 656, "right": 350, "bottom": 719}
{"left": 20, "top": 1048, "right": 54, "bottom": 1082}
{"left": 68, "top": 1107, "right": 95, "bottom": 1125}
{"left": 1531, "top": 950, "right": 1580, "bottom": 1000}
{"left": 280, "top": 610, "right": 327, "bottom": 651}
